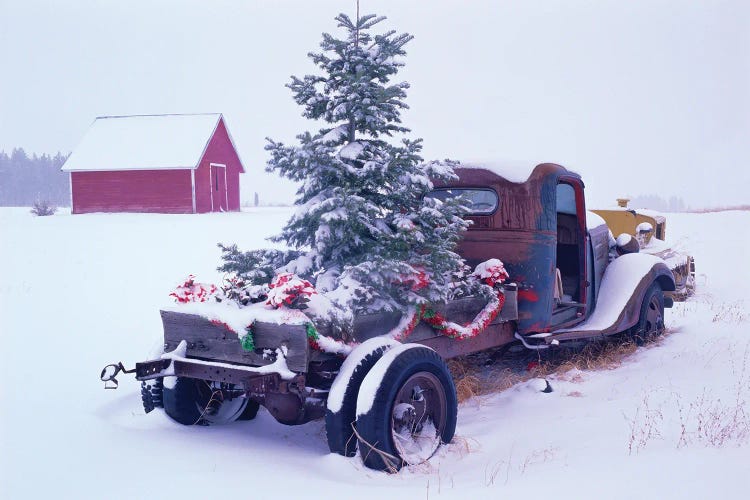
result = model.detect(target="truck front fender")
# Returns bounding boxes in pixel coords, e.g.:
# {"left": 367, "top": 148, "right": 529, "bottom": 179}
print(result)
{"left": 548, "top": 253, "right": 675, "bottom": 341}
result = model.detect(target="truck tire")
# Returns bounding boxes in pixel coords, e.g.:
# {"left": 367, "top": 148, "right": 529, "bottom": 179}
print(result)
{"left": 355, "top": 345, "right": 457, "bottom": 472}
{"left": 325, "top": 338, "right": 399, "bottom": 456}
{"left": 629, "top": 282, "right": 665, "bottom": 345}
{"left": 162, "top": 377, "right": 249, "bottom": 426}
{"left": 236, "top": 400, "right": 260, "bottom": 421}
{"left": 141, "top": 378, "right": 164, "bottom": 413}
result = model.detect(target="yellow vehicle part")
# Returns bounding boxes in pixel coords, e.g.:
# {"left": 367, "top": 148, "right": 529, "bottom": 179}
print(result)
{"left": 592, "top": 199, "right": 695, "bottom": 301}
{"left": 591, "top": 199, "right": 666, "bottom": 245}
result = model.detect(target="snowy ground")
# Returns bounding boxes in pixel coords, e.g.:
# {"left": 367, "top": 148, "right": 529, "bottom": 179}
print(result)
{"left": 1, "top": 207, "right": 748, "bottom": 499}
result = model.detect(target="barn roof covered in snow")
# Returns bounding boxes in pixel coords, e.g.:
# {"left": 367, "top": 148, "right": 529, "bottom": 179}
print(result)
{"left": 62, "top": 113, "right": 239, "bottom": 172}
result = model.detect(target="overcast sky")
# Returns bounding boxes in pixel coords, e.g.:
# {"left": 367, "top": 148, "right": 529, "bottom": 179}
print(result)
{"left": 1, "top": 0, "right": 748, "bottom": 208}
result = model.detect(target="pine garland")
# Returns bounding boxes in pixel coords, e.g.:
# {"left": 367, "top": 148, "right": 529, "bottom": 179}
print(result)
{"left": 240, "top": 325, "right": 255, "bottom": 352}
{"left": 305, "top": 322, "right": 321, "bottom": 351}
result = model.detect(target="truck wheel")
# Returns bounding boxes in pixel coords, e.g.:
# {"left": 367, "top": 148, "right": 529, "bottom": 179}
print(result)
{"left": 355, "top": 345, "right": 457, "bottom": 472}
{"left": 162, "top": 377, "right": 249, "bottom": 426}
{"left": 236, "top": 400, "right": 260, "bottom": 421}
{"left": 325, "top": 338, "right": 399, "bottom": 456}
{"left": 141, "top": 378, "right": 164, "bottom": 413}
{"left": 629, "top": 283, "right": 665, "bottom": 345}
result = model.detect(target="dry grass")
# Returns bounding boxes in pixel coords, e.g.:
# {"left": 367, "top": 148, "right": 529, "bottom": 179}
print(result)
{"left": 30, "top": 200, "right": 56, "bottom": 216}
{"left": 448, "top": 355, "right": 527, "bottom": 404}
{"left": 535, "top": 340, "right": 639, "bottom": 375}
{"left": 449, "top": 434, "right": 479, "bottom": 457}
{"left": 626, "top": 342, "right": 750, "bottom": 453}
{"left": 448, "top": 336, "right": 644, "bottom": 403}
{"left": 447, "top": 358, "right": 483, "bottom": 403}
{"left": 710, "top": 301, "right": 748, "bottom": 323}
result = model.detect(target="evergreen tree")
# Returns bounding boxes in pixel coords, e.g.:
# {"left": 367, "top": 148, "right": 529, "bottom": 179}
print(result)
{"left": 220, "top": 13, "right": 472, "bottom": 316}
{"left": 0, "top": 148, "right": 70, "bottom": 206}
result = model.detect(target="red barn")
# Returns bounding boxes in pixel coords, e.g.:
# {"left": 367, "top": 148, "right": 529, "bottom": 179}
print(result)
{"left": 62, "top": 113, "right": 245, "bottom": 214}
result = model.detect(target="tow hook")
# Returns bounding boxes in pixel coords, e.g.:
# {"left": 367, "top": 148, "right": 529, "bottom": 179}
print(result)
{"left": 100, "top": 362, "right": 136, "bottom": 389}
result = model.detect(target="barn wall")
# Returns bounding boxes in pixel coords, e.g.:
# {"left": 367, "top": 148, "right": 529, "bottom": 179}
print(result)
{"left": 195, "top": 118, "right": 243, "bottom": 213}
{"left": 71, "top": 170, "right": 193, "bottom": 214}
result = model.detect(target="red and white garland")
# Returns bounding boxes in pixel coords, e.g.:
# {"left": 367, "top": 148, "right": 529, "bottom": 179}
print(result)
{"left": 266, "top": 272, "right": 317, "bottom": 309}
{"left": 472, "top": 258, "right": 509, "bottom": 287}
{"left": 417, "top": 258, "right": 508, "bottom": 339}
{"left": 169, "top": 258, "right": 509, "bottom": 355}
{"left": 304, "top": 259, "right": 509, "bottom": 349}
{"left": 169, "top": 275, "right": 218, "bottom": 303}
{"left": 420, "top": 293, "right": 505, "bottom": 339}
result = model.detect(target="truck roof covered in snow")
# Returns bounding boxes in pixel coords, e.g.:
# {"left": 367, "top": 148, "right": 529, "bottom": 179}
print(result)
{"left": 449, "top": 162, "right": 581, "bottom": 185}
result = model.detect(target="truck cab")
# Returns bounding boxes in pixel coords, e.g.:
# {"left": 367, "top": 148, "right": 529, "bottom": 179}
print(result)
{"left": 434, "top": 163, "right": 675, "bottom": 344}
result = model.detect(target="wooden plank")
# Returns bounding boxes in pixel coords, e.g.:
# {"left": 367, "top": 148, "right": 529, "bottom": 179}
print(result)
{"left": 351, "top": 311, "right": 402, "bottom": 343}
{"left": 160, "top": 311, "right": 309, "bottom": 372}
{"left": 417, "top": 322, "right": 516, "bottom": 359}
{"left": 164, "top": 337, "right": 271, "bottom": 367}
{"left": 161, "top": 310, "right": 233, "bottom": 342}
{"left": 252, "top": 321, "right": 309, "bottom": 373}
{"left": 352, "top": 289, "right": 518, "bottom": 343}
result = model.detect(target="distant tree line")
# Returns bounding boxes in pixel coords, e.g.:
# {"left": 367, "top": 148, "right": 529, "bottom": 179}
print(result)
{"left": 627, "top": 194, "right": 686, "bottom": 212}
{"left": 0, "top": 148, "right": 70, "bottom": 206}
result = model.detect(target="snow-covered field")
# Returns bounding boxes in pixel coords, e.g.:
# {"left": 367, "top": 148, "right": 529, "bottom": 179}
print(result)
{"left": 1, "top": 207, "right": 748, "bottom": 499}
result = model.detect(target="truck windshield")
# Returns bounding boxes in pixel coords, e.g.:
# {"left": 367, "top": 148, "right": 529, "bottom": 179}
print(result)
{"left": 427, "top": 188, "right": 499, "bottom": 215}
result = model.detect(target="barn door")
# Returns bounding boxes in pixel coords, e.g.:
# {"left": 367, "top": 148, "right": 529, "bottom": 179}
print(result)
{"left": 209, "top": 163, "right": 228, "bottom": 212}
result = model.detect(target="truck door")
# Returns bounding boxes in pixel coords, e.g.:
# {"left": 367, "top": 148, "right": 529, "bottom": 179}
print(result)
{"left": 551, "top": 178, "right": 588, "bottom": 328}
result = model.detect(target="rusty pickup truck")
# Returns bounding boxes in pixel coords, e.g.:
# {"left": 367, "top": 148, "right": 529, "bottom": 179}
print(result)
{"left": 101, "top": 163, "right": 675, "bottom": 472}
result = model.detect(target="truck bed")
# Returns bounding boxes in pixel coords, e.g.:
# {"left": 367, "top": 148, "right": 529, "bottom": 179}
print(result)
{"left": 161, "top": 287, "right": 518, "bottom": 373}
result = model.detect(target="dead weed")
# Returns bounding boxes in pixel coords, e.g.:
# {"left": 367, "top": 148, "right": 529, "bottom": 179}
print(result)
{"left": 448, "top": 335, "right": 650, "bottom": 404}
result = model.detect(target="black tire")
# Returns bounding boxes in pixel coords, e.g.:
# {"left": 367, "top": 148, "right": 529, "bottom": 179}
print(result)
{"left": 356, "top": 346, "right": 457, "bottom": 472}
{"left": 325, "top": 341, "right": 396, "bottom": 457}
{"left": 236, "top": 400, "right": 260, "bottom": 421}
{"left": 162, "top": 377, "right": 249, "bottom": 426}
{"left": 629, "top": 283, "right": 665, "bottom": 345}
{"left": 141, "top": 378, "right": 164, "bottom": 413}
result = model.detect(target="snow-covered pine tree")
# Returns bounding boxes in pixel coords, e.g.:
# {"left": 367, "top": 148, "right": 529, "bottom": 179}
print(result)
{"left": 219, "top": 12, "right": 473, "bottom": 318}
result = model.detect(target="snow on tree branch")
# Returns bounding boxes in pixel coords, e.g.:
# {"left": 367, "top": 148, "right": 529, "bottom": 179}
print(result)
{"left": 219, "top": 11, "right": 478, "bottom": 320}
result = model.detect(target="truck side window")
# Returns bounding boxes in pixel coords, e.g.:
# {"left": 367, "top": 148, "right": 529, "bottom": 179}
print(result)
{"left": 556, "top": 183, "right": 577, "bottom": 215}
{"left": 427, "top": 188, "right": 499, "bottom": 215}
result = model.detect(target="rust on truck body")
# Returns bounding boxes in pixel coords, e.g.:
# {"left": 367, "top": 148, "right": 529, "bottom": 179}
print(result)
{"left": 153, "top": 162, "right": 675, "bottom": 373}
{"left": 437, "top": 164, "right": 589, "bottom": 335}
